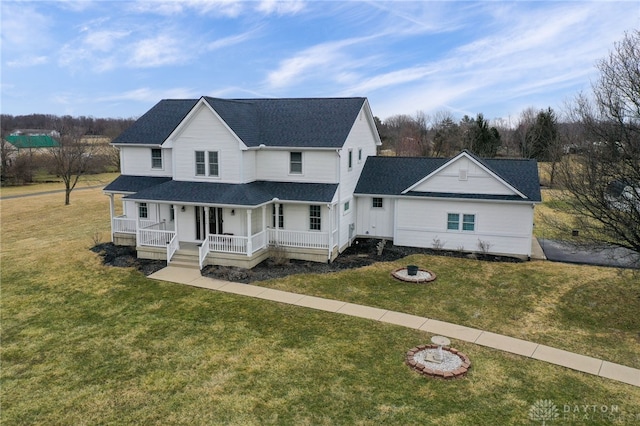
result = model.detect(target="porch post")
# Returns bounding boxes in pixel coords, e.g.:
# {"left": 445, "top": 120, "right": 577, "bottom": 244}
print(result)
{"left": 328, "top": 203, "right": 334, "bottom": 261}
{"left": 275, "top": 203, "right": 281, "bottom": 245}
{"left": 108, "top": 193, "right": 115, "bottom": 242}
{"left": 174, "top": 205, "right": 180, "bottom": 244}
{"left": 204, "top": 206, "right": 210, "bottom": 238}
{"left": 136, "top": 202, "right": 141, "bottom": 246}
{"left": 262, "top": 205, "right": 267, "bottom": 247}
{"left": 246, "top": 209, "right": 252, "bottom": 256}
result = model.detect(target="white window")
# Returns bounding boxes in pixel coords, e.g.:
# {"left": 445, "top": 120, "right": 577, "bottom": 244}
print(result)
{"left": 358, "top": 148, "right": 363, "bottom": 163}
{"left": 348, "top": 149, "right": 353, "bottom": 171}
{"left": 309, "top": 205, "right": 321, "bottom": 231}
{"left": 151, "top": 149, "right": 162, "bottom": 169}
{"left": 372, "top": 197, "right": 383, "bottom": 208}
{"left": 462, "top": 214, "right": 475, "bottom": 231}
{"left": 290, "top": 152, "right": 302, "bottom": 174}
{"left": 272, "top": 204, "right": 284, "bottom": 228}
{"left": 195, "top": 151, "right": 205, "bottom": 176}
{"left": 139, "top": 203, "right": 148, "bottom": 219}
{"left": 208, "top": 151, "right": 219, "bottom": 177}
{"left": 447, "top": 213, "right": 459, "bottom": 230}
{"left": 344, "top": 200, "right": 350, "bottom": 213}
{"left": 195, "top": 151, "right": 219, "bottom": 177}
{"left": 447, "top": 213, "right": 475, "bottom": 231}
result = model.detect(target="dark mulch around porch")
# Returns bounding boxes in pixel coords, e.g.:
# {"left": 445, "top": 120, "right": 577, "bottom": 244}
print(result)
{"left": 91, "top": 243, "right": 166, "bottom": 276}
{"left": 91, "top": 238, "right": 521, "bottom": 283}
{"left": 201, "top": 238, "right": 521, "bottom": 283}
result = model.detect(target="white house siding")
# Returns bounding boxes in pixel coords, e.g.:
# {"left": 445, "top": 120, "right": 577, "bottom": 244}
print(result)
{"left": 412, "top": 157, "right": 516, "bottom": 196}
{"left": 394, "top": 198, "right": 534, "bottom": 257}
{"left": 337, "top": 107, "right": 380, "bottom": 249}
{"left": 355, "top": 196, "right": 394, "bottom": 239}
{"left": 242, "top": 150, "right": 257, "bottom": 183}
{"left": 255, "top": 150, "right": 337, "bottom": 183}
{"left": 119, "top": 146, "right": 173, "bottom": 177}
{"left": 171, "top": 104, "right": 244, "bottom": 183}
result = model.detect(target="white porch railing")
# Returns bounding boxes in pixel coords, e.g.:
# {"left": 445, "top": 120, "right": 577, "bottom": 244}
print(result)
{"left": 113, "top": 217, "right": 168, "bottom": 234}
{"left": 167, "top": 233, "right": 179, "bottom": 264}
{"left": 198, "top": 241, "right": 209, "bottom": 270}
{"left": 138, "top": 228, "right": 175, "bottom": 247}
{"left": 141, "top": 220, "right": 166, "bottom": 230}
{"left": 113, "top": 216, "right": 137, "bottom": 233}
{"left": 251, "top": 230, "right": 267, "bottom": 253}
{"left": 268, "top": 229, "right": 329, "bottom": 249}
{"left": 208, "top": 234, "right": 247, "bottom": 255}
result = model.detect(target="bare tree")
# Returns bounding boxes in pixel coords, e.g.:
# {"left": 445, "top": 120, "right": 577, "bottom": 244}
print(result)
{"left": 431, "top": 110, "right": 460, "bottom": 157}
{"left": 50, "top": 119, "right": 93, "bottom": 205}
{"left": 556, "top": 30, "right": 640, "bottom": 258}
{"left": 513, "top": 107, "right": 538, "bottom": 158}
{"left": 382, "top": 113, "right": 430, "bottom": 156}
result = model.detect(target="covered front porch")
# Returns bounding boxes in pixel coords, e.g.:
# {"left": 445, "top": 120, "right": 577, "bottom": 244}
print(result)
{"left": 108, "top": 196, "right": 339, "bottom": 269}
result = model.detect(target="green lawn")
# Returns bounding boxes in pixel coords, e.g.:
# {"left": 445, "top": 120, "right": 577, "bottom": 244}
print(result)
{"left": 2, "top": 188, "right": 639, "bottom": 425}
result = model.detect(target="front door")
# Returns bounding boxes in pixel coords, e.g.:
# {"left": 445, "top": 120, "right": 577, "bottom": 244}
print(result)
{"left": 209, "top": 207, "right": 223, "bottom": 235}
{"left": 195, "top": 206, "right": 205, "bottom": 241}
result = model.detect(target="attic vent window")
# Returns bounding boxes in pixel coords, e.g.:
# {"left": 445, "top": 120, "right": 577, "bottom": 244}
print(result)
{"left": 459, "top": 169, "right": 468, "bottom": 181}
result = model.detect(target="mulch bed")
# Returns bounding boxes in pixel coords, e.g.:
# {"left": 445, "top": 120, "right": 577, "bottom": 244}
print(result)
{"left": 92, "top": 238, "right": 521, "bottom": 283}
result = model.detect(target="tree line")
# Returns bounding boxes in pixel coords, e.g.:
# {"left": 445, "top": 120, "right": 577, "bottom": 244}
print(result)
{"left": 1, "top": 114, "right": 135, "bottom": 139}
{"left": 1, "top": 114, "right": 135, "bottom": 204}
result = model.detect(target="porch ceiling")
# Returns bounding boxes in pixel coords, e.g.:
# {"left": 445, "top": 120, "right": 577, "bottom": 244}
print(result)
{"left": 124, "top": 180, "right": 338, "bottom": 206}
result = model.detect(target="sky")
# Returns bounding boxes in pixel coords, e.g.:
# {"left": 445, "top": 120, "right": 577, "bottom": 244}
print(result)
{"left": 1, "top": 1, "right": 639, "bottom": 124}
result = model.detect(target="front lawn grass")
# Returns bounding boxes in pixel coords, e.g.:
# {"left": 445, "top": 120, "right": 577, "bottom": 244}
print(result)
{"left": 2, "top": 188, "right": 640, "bottom": 424}
{"left": 0, "top": 172, "right": 119, "bottom": 197}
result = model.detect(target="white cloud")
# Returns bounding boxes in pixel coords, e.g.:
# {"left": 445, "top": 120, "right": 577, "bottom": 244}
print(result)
{"left": 7, "top": 56, "right": 49, "bottom": 68}
{"left": 206, "top": 29, "right": 259, "bottom": 51}
{"left": 265, "top": 35, "right": 380, "bottom": 89}
{"left": 130, "top": 0, "right": 244, "bottom": 17}
{"left": 83, "top": 30, "right": 130, "bottom": 52}
{"left": 126, "top": 35, "right": 188, "bottom": 68}
{"left": 97, "top": 87, "right": 199, "bottom": 103}
{"left": 256, "top": 0, "right": 304, "bottom": 15}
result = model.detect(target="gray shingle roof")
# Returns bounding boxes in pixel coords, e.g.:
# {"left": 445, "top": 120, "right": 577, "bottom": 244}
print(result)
{"left": 355, "top": 152, "right": 541, "bottom": 202}
{"left": 103, "top": 175, "right": 172, "bottom": 193}
{"left": 112, "top": 99, "right": 198, "bottom": 145}
{"left": 124, "top": 180, "right": 338, "bottom": 206}
{"left": 113, "top": 97, "right": 367, "bottom": 148}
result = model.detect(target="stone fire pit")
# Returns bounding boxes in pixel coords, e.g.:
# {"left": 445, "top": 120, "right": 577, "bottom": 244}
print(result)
{"left": 405, "top": 343, "right": 471, "bottom": 379}
{"left": 391, "top": 267, "right": 437, "bottom": 283}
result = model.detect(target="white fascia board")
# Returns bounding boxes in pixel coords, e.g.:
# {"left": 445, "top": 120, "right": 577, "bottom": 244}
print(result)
{"left": 163, "top": 97, "right": 249, "bottom": 151}
{"left": 356, "top": 192, "right": 537, "bottom": 205}
{"left": 247, "top": 146, "right": 338, "bottom": 151}
{"left": 362, "top": 99, "right": 383, "bottom": 146}
{"left": 401, "top": 151, "right": 528, "bottom": 199}
{"left": 112, "top": 143, "right": 162, "bottom": 148}
{"left": 103, "top": 190, "right": 136, "bottom": 195}
{"left": 124, "top": 197, "right": 258, "bottom": 209}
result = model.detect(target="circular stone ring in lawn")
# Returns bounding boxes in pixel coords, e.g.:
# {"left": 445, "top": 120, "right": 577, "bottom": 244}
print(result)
{"left": 391, "top": 267, "right": 437, "bottom": 283}
{"left": 405, "top": 345, "right": 471, "bottom": 379}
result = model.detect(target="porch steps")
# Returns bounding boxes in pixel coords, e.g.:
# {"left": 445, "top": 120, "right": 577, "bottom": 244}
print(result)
{"left": 168, "top": 247, "right": 200, "bottom": 270}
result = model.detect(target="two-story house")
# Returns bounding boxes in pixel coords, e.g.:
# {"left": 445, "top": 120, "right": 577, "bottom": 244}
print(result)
{"left": 105, "top": 96, "right": 541, "bottom": 270}
{"left": 104, "top": 97, "right": 381, "bottom": 268}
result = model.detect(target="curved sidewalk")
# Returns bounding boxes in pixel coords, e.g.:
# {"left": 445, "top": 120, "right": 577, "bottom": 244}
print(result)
{"left": 149, "top": 266, "right": 640, "bottom": 388}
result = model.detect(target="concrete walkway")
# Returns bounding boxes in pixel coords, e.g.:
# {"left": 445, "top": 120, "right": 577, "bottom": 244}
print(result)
{"left": 149, "top": 266, "right": 639, "bottom": 388}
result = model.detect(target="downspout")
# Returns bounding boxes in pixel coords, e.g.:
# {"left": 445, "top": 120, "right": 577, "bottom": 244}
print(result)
{"left": 336, "top": 149, "right": 341, "bottom": 252}
{"left": 327, "top": 203, "right": 333, "bottom": 262}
